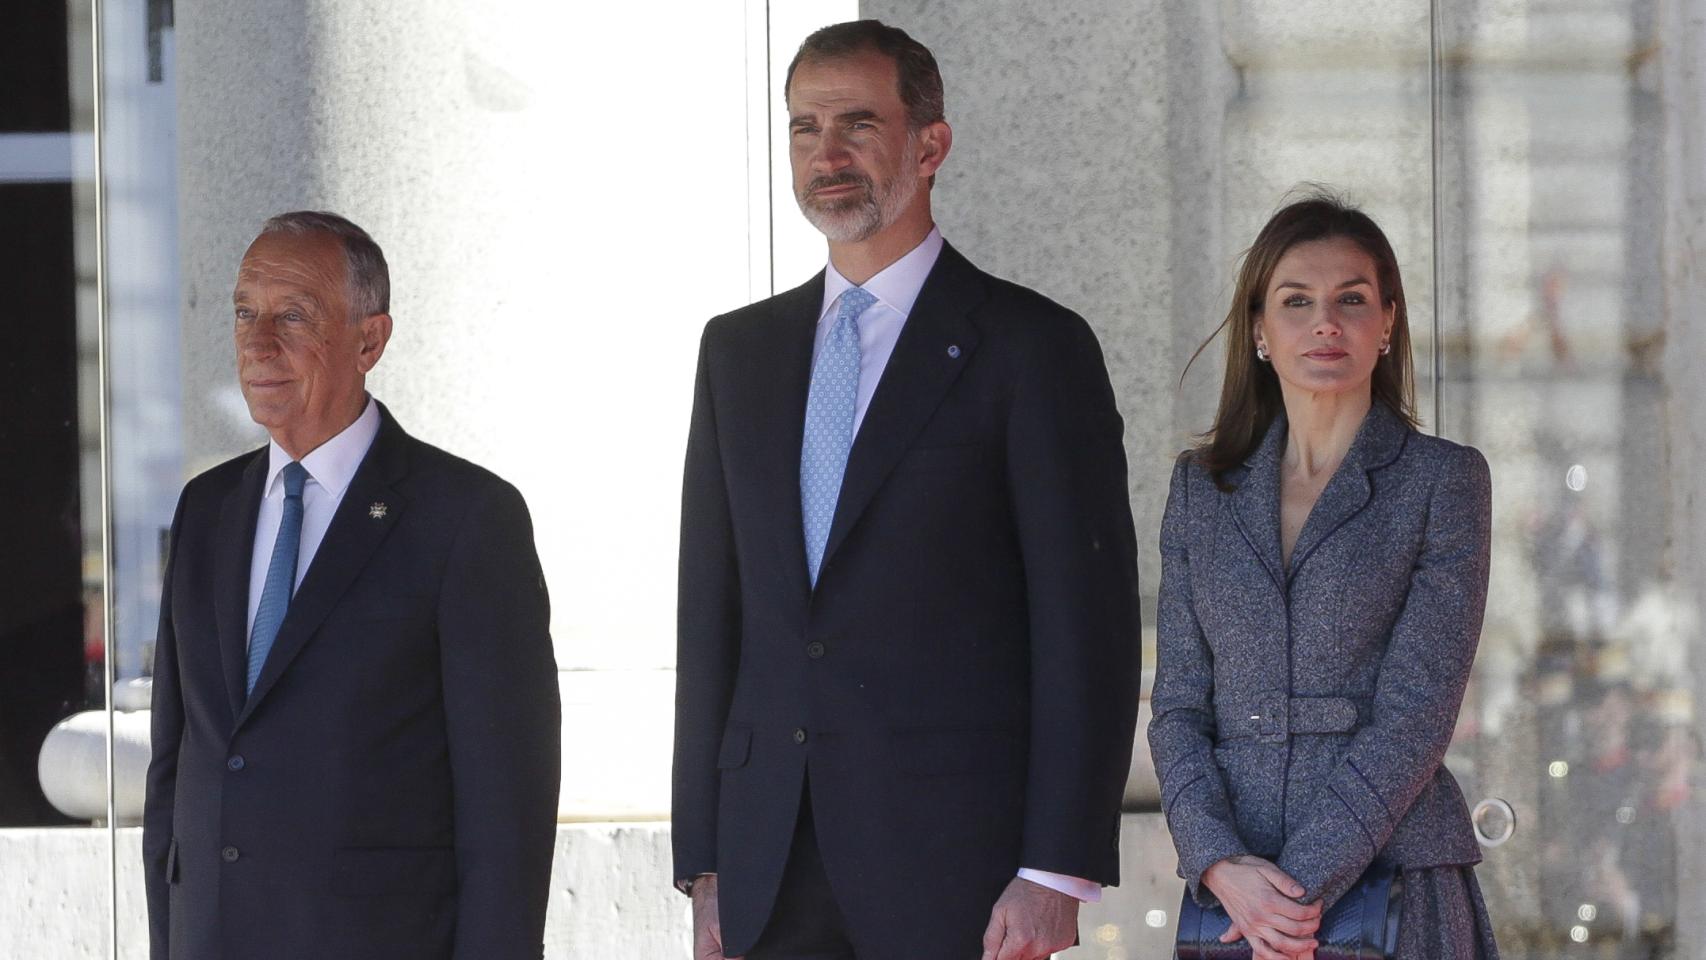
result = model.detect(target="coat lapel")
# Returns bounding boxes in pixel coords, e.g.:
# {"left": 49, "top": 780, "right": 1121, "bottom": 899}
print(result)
{"left": 214, "top": 451, "right": 268, "bottom": 723}
{"left": 1230, "top": 417, "right": 1287, "bottom": 596}
{"left": 817, "top": 244, "right": 985, "bottom": 578}
{"left": 1285, "top": 403, "right": 1409, "bottom": 585}
{"left": 236, "top": 404, "right": 411, "bottom": 726}
{"left": 757, "top": 273, "right": 824, "bottom": 598}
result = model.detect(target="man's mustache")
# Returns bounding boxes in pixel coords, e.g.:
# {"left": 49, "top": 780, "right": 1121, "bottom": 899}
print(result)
{"left": 804, "top": 172, "right": 872, "bottom": 197}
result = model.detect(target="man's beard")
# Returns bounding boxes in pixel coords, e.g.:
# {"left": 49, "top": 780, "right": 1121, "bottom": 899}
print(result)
{"left": 796, "top": 142, "right": 920, "bottom": 243}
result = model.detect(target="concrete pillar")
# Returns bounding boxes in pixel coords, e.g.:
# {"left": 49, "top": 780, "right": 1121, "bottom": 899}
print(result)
{"left": 172, "top": 0, "right": 758, "bottom": 821}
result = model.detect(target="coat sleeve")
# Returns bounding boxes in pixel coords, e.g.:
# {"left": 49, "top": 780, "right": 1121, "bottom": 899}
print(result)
{"left": 1275, "top": 444, "right": 1492, "bottom": 907}
{"left": 143, "top": 488, "right": 189, "bottom": 960}
{"left": 671, "top": 324, "right": 743, "bottom": 885}
{"left": 1148, "top": 457, "right": 1250, "bottom": 905}
{"left": 437, "top": 477, "right": 561, "bottom": 959}
{"left": 1004, "top": 311, "right": 1142, "bottom": 886}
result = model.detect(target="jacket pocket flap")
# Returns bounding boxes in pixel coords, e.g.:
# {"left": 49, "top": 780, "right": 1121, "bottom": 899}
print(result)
{"left": 716, "top": 727, "right": 752, "bottom": 769}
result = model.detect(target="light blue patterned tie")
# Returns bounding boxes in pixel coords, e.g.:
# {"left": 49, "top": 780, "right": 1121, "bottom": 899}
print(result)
{"left": 801, "top": 286, "right": 875, "bottom": 586}
{"left": 247, "top": 461, "right": 309, "bottom": 694}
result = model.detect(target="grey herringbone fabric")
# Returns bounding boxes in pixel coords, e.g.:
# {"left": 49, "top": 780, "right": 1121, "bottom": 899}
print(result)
{"left": 1149, "top": 402, "right": 1496, "bottom": 956}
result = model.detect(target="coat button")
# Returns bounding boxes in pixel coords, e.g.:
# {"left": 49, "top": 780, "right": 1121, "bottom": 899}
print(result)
{"left": 221, "top": 846, "right": 241, "bottom": 863}
{"left": 227, "top": 755, "right": 245, "bottom": 772}
{"left": 793, "top": 728, "right": 808, "bottom": 744}
{"left": 806, "top": 641, "right": 826, "bottom": 659}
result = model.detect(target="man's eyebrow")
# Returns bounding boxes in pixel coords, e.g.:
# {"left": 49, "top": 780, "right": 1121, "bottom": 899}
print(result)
{"left": 835, "top": 109, "right": 879, "bottom": 123}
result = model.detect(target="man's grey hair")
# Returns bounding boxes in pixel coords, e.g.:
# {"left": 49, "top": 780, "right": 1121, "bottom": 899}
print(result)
{"left": 258, "top": 211, "right": 390, "bottom": 321}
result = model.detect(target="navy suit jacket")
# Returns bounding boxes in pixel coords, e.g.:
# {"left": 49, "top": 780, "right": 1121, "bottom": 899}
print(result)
{"left": 143, "top": 403, "right": 560, "bottom": 960}
{"left": 672, "top": 243, "right": 1142, "bottom": 957}
{"left": 1149, "top": 403, "right": 1491, "bottom": 910}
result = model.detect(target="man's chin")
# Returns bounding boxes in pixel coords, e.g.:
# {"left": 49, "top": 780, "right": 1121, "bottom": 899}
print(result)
{"left": 802, "top": 209, "right": 880, "bottom": 244}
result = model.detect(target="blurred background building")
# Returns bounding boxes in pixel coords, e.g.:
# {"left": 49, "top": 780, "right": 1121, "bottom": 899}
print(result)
{"left": 2, "top": 0, "right": 1704, "bottom": 956}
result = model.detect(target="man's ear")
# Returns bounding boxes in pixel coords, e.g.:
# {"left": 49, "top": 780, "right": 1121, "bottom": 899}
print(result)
{"left": 355, "top": 313, "right": 392, "bottom": 374}
{"left": 916, "top": 120, "right": 952, "bottom": 180}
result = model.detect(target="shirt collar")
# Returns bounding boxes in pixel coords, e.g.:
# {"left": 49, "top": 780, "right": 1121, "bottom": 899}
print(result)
{"left": 819, "top": 226, "right": 945, "bottom": 323}
{"left": 264, "top": 396, "right": 381, "bottom": 500}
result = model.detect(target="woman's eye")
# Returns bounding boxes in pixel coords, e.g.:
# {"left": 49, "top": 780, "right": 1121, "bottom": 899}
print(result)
{"left": 1339, "top": 293, "right": 1367, "bottom": 305}
{"left": 1284, "top": 296, "right": 1310, "bottom": 307}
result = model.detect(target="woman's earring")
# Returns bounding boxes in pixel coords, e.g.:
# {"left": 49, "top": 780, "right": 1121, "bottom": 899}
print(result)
{"left": 1379, "top": 338, "right": 1392, "bottom": 356}
{"left": 1256, "top": 343, "right": 1270, "bottom": 362}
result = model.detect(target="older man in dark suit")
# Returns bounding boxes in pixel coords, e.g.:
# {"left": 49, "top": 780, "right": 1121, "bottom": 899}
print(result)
{"left": 142, "top": 211, "right": 560, "bottom": 960}
{"left": 672, "top": 21, "right": 1142, "bottom": 960}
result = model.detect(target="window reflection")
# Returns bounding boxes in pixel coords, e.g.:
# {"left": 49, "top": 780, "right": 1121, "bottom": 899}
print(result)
{"left": 0, "top": 0, "right": 100, "bottom": 830}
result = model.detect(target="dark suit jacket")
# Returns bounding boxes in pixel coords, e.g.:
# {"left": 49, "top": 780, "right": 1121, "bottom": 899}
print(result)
{"left": 1149, "top": 403, "right": 1491, "bottom": 911}
{"left": 143, "top": 403, "right": 561, "bottom": 960}
{"left": 672, "top": 243, "right": 1142, "bottom": 957}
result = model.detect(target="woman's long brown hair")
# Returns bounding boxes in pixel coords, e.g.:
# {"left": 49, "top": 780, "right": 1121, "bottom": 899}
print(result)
{"left": 1185, "top": 190, "right": 1419, "bottom": 489}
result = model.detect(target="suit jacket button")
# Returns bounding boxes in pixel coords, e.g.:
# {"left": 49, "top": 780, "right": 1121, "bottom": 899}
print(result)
{"left": 227, "top": 755, "right": 245, "bottom": 772}
{"left": 221, "top": 846, "right": 241, "bottom": 863}
{"left": 806, "top": 641, "right": 826, "bottom": 659}
{"left": 793, "top": 728, "right": 808, "bottom": 744}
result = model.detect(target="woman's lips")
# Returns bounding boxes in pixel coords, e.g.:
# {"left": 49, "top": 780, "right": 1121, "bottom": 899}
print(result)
{"left": 1304, "top": 349, "right": 1348, "bottom": 360}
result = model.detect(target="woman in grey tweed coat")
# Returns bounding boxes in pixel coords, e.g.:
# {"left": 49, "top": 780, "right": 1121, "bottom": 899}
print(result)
{"left": 1150, "top": 195, "right": 1499, "bottom": 960}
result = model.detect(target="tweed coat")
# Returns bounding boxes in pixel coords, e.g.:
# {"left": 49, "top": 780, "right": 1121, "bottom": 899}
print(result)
{"left": 1149, "top": 402, "right": 1492, "bottom": 911}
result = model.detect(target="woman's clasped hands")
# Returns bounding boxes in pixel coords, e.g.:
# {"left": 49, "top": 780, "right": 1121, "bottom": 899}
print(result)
{"left": 1202, "top": 855, "right": 1324, "bottom": 960}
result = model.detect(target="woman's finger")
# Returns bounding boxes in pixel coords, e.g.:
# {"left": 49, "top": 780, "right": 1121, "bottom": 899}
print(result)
{"left": 1255, "top": 862, "right": 1306, "bottom": 899}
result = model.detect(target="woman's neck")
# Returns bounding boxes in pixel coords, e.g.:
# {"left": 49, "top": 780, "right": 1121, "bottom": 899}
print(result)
{"left": 1280, "top": 388, "right": 1372, "bottom": 478}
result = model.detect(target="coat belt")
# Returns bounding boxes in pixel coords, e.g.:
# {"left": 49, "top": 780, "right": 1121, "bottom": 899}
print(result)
{"left": 1217, "top": 694, "right": 1370, "bottom": 743}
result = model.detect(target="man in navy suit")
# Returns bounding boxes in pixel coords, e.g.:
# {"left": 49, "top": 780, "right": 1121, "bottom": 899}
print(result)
{"left": 143, "top": 211, "right": 560, "bottom": 960}
{"left": 672, "top": 21, "right": 1142, "bottom": 960}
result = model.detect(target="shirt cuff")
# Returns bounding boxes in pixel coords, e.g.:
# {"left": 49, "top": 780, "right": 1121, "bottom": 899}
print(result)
{"left": 1017, "top": 867, "right": 1102, "bottom": 903}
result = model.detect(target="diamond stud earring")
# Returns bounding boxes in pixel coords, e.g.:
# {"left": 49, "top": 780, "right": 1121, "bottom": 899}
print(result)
{"left": 1256, "top": 344, "right": 1270, "bottom": 362}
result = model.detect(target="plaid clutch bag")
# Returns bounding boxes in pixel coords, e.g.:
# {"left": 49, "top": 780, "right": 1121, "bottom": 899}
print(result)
{"left": 1175, "top": 862, "right": 1402, "bottom": 960}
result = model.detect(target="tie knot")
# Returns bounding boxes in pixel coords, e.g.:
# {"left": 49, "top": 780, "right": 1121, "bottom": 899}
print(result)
{"left": 838, "top": 287, "right": 877, "bottom": 321}
{"left": 281, "top": 461, "right": 309, "bottom": 499}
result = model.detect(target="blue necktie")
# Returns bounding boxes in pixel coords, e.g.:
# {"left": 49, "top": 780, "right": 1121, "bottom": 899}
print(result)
{"left": 247, "top": 461, "right": 309, "bottom": 694}
{"left": 801, "top": 286, "right": 875, "bottom": 585}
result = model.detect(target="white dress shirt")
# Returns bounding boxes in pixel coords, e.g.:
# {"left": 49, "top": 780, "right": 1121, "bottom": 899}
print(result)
{"left": 245, "top": 397, "right": 382, "bottom": 639}
{"left": 815, "top": 230, "right": 1102, "bottom": 905}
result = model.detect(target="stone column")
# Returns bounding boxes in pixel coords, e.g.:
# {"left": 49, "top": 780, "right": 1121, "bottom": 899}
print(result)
{"left": 173, "top": 0, "right": 758, "bottom": 827}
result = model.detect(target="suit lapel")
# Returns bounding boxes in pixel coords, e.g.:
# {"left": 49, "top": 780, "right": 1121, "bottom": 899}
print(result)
{"left": 236, "top": 405, "right": 411, "bottom": 726}
{"left": 754, "top": 274, "right": 824, "bottom": 598}
{"left": 214, "top": 452, "right": 268, "bottom": 723}
{"left": 1230, "top": 418, "right": 1287, "bottom": 596}
{"left": 818, "top": 244, "right": 985, "bottom": 576}
{"left": 1285, "top": 403, "right": 1409, "bottom": 585}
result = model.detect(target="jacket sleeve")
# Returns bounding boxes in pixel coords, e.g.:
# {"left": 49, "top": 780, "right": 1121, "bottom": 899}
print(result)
{"left": 1005, "top": 311, "right": 1142, "bottom": 886}
{"left": 671, "top": 324, "right": 743, "bottom": 885}
{"left": 143, "top": 488, "right": 189, "bottom": 960}
{"left": 437, "top": 478, "right": 562, "bottom": 959}
{"left": 1148, "top": 457, "right": 1250, "bottom": 905}
{"left": 1275, "top": 444, "right": 1492, "bottom": 907}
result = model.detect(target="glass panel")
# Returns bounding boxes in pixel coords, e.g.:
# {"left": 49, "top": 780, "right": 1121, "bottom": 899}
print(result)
{"left": 96, "top": 0, "right": 181, "bottom": 953}
{"left": 1436, "top": 1, "right": 1701, "bottom": 956}
{"left": 0, "top": 0, "right": 114, "bottom": 957}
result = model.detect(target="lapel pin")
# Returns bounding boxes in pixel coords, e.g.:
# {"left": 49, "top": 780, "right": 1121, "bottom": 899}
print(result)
{"left": 369, "top": 502, "right": 388, "bottom": 520}
{"left": 946, "top": 344, "right": 961, "bottom": 359}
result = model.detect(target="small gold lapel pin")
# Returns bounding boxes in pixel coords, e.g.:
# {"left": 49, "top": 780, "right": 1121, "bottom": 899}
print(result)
{"left": 369, "top": 502, "right": 388, "bottom": 520}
